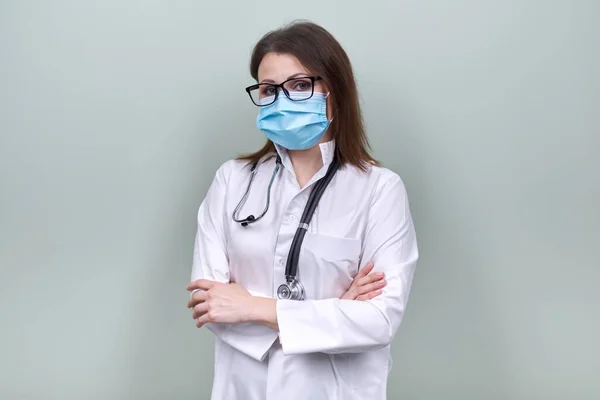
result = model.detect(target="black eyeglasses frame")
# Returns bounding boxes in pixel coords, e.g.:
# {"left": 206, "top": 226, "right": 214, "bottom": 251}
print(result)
{"left": 245, "top": 76, "right": 323, "bottom": 107}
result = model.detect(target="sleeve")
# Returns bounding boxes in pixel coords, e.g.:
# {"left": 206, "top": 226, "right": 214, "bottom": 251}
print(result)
{"left": 190, "top": 160, "right": 279, "bottom": 362}
{"left": 276, "top": 174, "right": 419, "bottom": 355}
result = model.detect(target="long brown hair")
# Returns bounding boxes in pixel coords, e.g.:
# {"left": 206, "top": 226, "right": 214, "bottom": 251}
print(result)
{"left": 237, "top": 21, "right": 378, "bottom": 171}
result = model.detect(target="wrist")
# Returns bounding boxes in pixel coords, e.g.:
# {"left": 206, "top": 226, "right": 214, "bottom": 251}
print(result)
{"left": 247, "top": 296, "right": 278, "bottom": 329}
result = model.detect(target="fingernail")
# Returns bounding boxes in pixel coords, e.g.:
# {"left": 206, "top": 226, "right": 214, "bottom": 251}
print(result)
{"left": 375, "top": 272, "right": 384, "bottom": 277}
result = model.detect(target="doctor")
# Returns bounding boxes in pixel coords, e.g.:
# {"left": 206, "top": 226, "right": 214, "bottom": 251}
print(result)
{"left": 186, "top": 21, "right": 418, "bottom": 400}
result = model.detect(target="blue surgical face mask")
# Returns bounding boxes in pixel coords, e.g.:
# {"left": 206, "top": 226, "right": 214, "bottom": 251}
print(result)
{"left": 256, "top": 91, "right": 331, "bottom": 151}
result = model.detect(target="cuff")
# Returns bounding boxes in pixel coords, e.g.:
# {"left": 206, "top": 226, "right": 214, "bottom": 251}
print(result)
{"left": 221, "top": 322, "right": 279, "bottom": 362}
{"left": 277, "top": 299, "right": 340, "bottom": 355}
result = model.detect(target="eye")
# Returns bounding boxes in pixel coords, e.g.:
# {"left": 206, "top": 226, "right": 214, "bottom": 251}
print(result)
{"left": 258, "top": 85, "right": 274, "bottom": 96}
{"left": 292, "top": 79, "right": 311, "bottom": 91}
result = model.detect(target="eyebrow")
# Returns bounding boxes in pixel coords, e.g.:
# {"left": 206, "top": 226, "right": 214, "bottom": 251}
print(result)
{"left": 260, "top": 73, "right": 310, "bottom": 84}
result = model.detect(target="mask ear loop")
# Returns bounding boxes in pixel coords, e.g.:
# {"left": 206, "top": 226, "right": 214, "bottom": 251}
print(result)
{"left": 324, "top": 92, "right": 334, "bottom": 124}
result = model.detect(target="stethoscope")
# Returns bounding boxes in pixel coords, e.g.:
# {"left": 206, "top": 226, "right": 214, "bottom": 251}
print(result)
{"left": 231, "top": 154, "right": 339, "bottom": 300}
{"left": 232, "top": 155, "right": 283, "bottom": 227}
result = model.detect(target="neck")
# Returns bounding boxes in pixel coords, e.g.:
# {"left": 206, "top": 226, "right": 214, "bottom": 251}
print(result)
{"left": 288, "top": 145, "right": 323, "bottom": 188}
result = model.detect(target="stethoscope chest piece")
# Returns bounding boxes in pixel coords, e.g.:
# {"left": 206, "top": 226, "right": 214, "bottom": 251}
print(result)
{"left": 277, "top": 277, "right": 306, "bottom": 301}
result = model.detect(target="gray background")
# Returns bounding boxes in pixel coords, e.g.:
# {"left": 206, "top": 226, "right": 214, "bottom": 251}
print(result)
{"left": 1, "top": 0, "right": 598, "bottom": 399}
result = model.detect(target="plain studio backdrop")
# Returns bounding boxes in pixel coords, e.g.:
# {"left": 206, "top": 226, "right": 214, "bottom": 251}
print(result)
{"left": 1, "top": 1, "right": 598, "bottom": 399}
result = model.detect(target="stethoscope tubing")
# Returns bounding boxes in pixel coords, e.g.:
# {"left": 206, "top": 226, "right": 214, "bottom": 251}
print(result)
{"left": 231, "top": 154, "right": 339, "bottom": 300}
{"left": 285, "top": 159, "right": 339, "bottom": 278}
{"left": 232, "top": 156, "right": 282, "bottom": 226}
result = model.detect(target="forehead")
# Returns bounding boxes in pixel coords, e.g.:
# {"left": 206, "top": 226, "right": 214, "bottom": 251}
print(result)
{"left": 257, "top": 53, "right": 311, "bottom": 83}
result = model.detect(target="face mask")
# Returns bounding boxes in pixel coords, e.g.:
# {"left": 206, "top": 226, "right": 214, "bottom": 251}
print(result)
{"left": 256, "top": 91, "right": 331, "bottom": 151}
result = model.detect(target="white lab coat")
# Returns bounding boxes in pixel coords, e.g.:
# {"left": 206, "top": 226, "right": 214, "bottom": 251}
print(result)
{"left": 191, "top": 140, "right": 418, "bottom": 400}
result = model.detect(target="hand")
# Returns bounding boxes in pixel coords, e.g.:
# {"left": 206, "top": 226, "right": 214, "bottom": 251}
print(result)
{"left": 340, "top": 262, "right": 386, "bottom": 301}
{"left": 186, "top": 279, "right": 252, "bottom": 328}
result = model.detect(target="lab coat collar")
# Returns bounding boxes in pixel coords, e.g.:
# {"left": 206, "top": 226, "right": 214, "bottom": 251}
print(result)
{"left": 272, "top": 141, "right": 336, "bottom": 189}
{"left": 273, "top": 140, "right": 336, "bottom": 169}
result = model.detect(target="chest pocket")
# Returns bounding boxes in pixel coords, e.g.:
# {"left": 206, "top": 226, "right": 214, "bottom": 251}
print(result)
{"left": 299, "top": 233, "right": 362, "bottom": 300}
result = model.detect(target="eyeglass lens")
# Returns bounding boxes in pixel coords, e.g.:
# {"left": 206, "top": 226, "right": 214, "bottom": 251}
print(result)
{"left": 249, "top": 77, "right": 315, "bottom": 106}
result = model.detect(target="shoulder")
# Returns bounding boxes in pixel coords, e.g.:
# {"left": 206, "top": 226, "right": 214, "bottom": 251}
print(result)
{"left": 215, "top": 152, "right": 279, "bottom": 178}
{"left": 342, "top": 164, "right": 413, "bottom": 226}
{"left": 343, "top": 163, "right": 408, "bottom": 199}
{"left": 212, "top": 158, "right": 254, "bottom": 184}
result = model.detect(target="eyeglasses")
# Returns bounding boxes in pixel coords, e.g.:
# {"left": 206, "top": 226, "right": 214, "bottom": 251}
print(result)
{"left": 245, "top": 76, "right": 323, "bottom": 107}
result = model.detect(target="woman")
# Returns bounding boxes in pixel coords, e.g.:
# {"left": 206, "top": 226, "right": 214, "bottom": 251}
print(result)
{"left": 186, "top": 21, "right": 418, "bottom": 400}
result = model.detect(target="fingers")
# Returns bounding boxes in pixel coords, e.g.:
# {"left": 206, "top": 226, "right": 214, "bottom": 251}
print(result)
{"left": 356, "top": 289, "right": 383, "bottom": 301}
{"left": 357, "top": 262, "right": 375, "bottom": 277}
{"left": 186, "top": 282, "right": 219, "bottom": 328}
{"left": 355, "top": 278, "right": 386, "bottom": 296}
{"left": 339, "top": 290, "right": 354, "bottom": 300}
{"left": 356, "top": 270, "right": 385, "bottom": 288}
{"left": 187, "top": 290, "right": 207, "bottom": 308}
{"left": 186, "top": 279, "right": 216, "bottom": 292}
{"left": 196, "top": 308, "right": 217, "bottom": 328}
{"left": 192, "top": 302, "right": 209, "bottom": 319}
{"left": 340, "top": 278, "right": 385, "bottom": 301}
{"left": 196, "top": 312, "right": 211, "bottom": 328}
{"left": 340, "top": 263, "right": 384, "bottom": 300}
{"left": 190, "top": 293, "right": 208, "bottom": 319}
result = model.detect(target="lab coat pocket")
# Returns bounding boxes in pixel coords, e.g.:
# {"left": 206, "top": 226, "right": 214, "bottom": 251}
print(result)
{"left": 301, "top": 233, "right": 362, "bottom": 299}
{"left": 302, "top": 233, "right": 361, "bottom": 262}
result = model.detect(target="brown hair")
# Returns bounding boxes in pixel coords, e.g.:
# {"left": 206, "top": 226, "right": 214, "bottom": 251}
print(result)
{"left": 237, "top": 20, "right": 378, "bottom": 171}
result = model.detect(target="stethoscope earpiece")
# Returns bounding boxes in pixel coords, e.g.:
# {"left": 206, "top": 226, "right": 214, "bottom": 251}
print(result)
{"left": 240, "top": 215, "right": 255, "bottom": 227}
{"left": 232, "top": 156, "right": 282, "bottom": 227}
